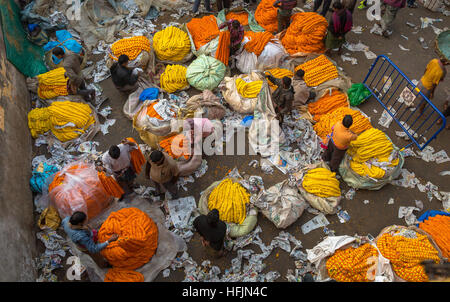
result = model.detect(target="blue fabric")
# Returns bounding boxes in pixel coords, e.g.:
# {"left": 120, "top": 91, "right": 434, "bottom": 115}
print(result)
{"left": 139, "top": 88, "right": 159, "bottom": 101}
{"left": 30, "top": 163, "right": 59, "bottom": 193}
{"left": 28, "top": 23, "right": 38, "bottom": 32}
{"left": 417, "top": 210, "right": 450, "bottom": 225}
{"left": 43, "top": 30, "right": 82, "bottom": 63}
{"left": 241, "top": 115, "right": 254, "bottom": 127}
{"left": 62, "top": 217, "right": 108, "bottom": 254}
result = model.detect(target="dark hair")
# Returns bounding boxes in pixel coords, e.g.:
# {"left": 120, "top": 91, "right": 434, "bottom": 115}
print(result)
{"left": 70, "top": 211, "right": 87, "bottom": 225}
{"left": 282, "top": 76, "right": 292, "bottom": 87}
{"left": 296, "top": 69, "right": 305, "bottom": 78}
{"left": 207, "top": 209, "right": 220, "bottom": 227}
{"left": 232, "top": 20, "right": 240, "bottom": 29}
{"left": 109, "top": 145, "right": 121, "bottom": 159}
{"left": 150, "top": 150, "right": 163, "bottom": 163}
{"left": 118, "top": 54, "right": 129, "bottom": 65}
{"left": 332, "top": 1, "right": 344, "bottom": 9}
{"left": 52, "top": 47, "right": 65, "bottom": 57}
{"left": 343, "top": 115, "right": 353, "bottom": 128}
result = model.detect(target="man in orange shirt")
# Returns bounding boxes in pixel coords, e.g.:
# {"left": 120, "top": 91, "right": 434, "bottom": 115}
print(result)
{"left": 322, "top": 115, "right": 358, "bottom": 172}
{"left": 418, "top": 57, "right": 447, "bottom": 114}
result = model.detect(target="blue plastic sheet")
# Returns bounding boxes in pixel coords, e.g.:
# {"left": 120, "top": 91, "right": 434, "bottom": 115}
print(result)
{"left": 139, "top": 88, "right": 159, "bottom": 102}
{"left": 30, "top": 163, "right": 60, "bottom": 193}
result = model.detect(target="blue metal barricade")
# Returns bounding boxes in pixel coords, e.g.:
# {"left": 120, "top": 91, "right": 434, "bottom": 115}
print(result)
{"left": 362, "top": 55, "right": 446, "bottom": 150}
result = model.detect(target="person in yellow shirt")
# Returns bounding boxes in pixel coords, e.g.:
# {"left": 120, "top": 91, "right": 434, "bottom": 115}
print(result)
{"left": 322, "top": 115, "right": 358, "bottom": 172}
{"left": 418, "top": 58, "right": 447, "bottom": 114}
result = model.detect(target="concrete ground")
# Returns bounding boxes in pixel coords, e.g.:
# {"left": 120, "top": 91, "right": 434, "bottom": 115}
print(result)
{"left": 35, "top": 2, "right": 450, "bottom": 281}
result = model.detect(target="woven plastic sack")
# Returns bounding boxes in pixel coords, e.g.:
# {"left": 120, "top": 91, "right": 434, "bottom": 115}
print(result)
{"left": 436, "top": 30, "right": 450, "bottom": 61}
{"left": 294, "top": 162, "right": 342, "bottom": 215}
{"left": 186, "top": 55, "right": 226, "bottom": 91}
{"left": 198, "top": 180, "right": 258, "bottom": 238}
{"left": 254, "top": 180, "right": 308, "bottom": 229}
{"left": 48, "top": 161, "right": 114, "bottom": 220}
{"left": 339, "top": 147, "right": 404, "bottom": 191}
{"left": 185, "top": 90, "right": 227, "bottom": 120}
{"left": 375, "top": 225, "right": 445, "bottom": 282}
{"left": 222, "top": 72, "right": 261, "bottom": 114}
{"left": 347, "top": 83, "right": 371, "bottom": 107}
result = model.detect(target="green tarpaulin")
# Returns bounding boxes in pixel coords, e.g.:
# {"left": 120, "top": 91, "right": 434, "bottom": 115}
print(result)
{"left": 0, "top": 0, "right": 47, "bottom": 77}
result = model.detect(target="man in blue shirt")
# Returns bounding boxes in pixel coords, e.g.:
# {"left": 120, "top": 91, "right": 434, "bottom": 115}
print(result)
{"left": 62, "top": 211, "right": 118, "bottom": 254}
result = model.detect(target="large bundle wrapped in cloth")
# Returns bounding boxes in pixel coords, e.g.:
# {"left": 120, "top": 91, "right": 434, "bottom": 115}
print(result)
{"left": 339, "top": 128, "right": 404, "bottom": 190}
{"left": 99, "top": 207, "right": 159, "bottom": 282}
{"left": 375, "top": 225, "right": 443, "bottom": 282}
{"left": 198, "top": 177, "right": 258, "bottom": 238}
{"left": 48, "top": 161, "right": 124, "bottom": 220}
{"left": 186, "top": 55, "right": 226, "bottom": 91}
{"left": 28, "top": 100, "right": 98, "bottom": 143}
{"left": 222, "top": 72, "right": 263, "bottom": 114}
{"left": 294, "top": 162, "right": 342, "bottom": 214}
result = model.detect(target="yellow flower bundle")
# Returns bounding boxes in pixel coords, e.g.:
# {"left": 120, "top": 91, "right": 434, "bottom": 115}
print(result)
{"left": 236, "top": 78, "right": 263, "bottom": 99}
{"left": 295, "top": 55, "right": 339, "bottom": 87}
{"left": 377, "top": 232, "right": 440, "bottom": 282}
{"left": 302, "top": 167, "right": 341, "bottom": 197}
{"left": 281, "top": 12, "right": 328, "bottom": 55}
{"left": 326, "top": 243, "right": 379, "bottom": 282}
{"left": 208, "top": 179, "right": 250, "bottom": 224}
{"left": 110, "top": 36, "right": 151, "bottom": 61}
{"left": 160, "top": 65, "right": 188, "bottom": 93}
{"left": 264, "top": 68, "right": 293, "bottom": 90}
{"left": 419, "top": 215, "right": 450, "bottom": 258}
{"left": 28, "top": 101, "right": 95, "bottom": 142}
{"left": 347, "top": 128, "right": 399, "bottom": 179}
{"left": 308, "top": 90, "right": 349, "bottom": 122}
{"left": 37, "top": 67, "right": 69, "bottom": 100}
{"left": 313, "top": 107, "right": 373, "bottom": 140}
{"left": 153, "top": 26, "right": 191, "bottom": 62}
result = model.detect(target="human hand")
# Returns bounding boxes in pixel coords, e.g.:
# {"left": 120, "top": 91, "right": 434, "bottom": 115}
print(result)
{"left": 109, "top": 234, "right": 119, "bottom": 242}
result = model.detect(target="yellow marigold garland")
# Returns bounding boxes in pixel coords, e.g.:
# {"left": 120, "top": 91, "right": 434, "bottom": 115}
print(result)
{"left": 160, "top": 65, "right": 188, "bottom": 93}
{"left": 208, "top": 179, "right": 250, "bottom": 224}
{"left": 153, "top": 26, "right": 191, "bottom": 62}
{"left": 302, "top": 167, "right": 341, "bottom": 197}
{"left": 236, "top": 78, "right": 263, "bottom": 99}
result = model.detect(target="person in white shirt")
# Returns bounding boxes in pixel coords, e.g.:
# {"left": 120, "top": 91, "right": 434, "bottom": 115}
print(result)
{"left": 98, "top": 139, "right": 138, "bottom": 199}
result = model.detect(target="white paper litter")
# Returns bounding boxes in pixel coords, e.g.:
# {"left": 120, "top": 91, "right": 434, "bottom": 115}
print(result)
{"left": 399, "top": 44, "right": 410, "bottom": 51}
{"left": 167, "top": 196, "right": 197, "bottom": 229}
{"left": 388, "top": 198, "right": 394, "bottom": 205}
{"left": 100, "top": 119, "right": 116, "bottom": 135}
{"left": 301, "top": 213, "right": 330, "bottom": 234}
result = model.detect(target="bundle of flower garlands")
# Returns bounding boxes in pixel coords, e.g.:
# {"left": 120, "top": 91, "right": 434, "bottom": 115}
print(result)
{"left": 152, "top": 26, "right": 191, "bottom": 62}
{"left": 346, "top": 128, "right": 400, "bottom": 179}
{"left": 37, "top": 67, "right": 69, "bottom": 99}
{"left": 254, "top": 0, "right": 278, "bottom": 33}
{"left": 419, "top": 214, "right": 450, "bottom": 258}
{"left": 243, "top": 31, "right": 274, "bottom": 56}
{"left": 308, "top": 89, "right": 349, "bottom": 122}
{"left": 302, "top": 167, "right": 341, "bottom": 198}
{"left": 236, "top": 78, "right": 263, "bottom": 99}
{"left": 159, "top": 133, "right": 190, "bottom": 160}
{"left": 160, "top": 65, "right": 188, "bottom": 93}
{"left": 226, "top": 11, "right": 249, "bottom": 26}
{"left": 313, "top": 107, "right": 372, "bottom": 140}
{"left": 377, "top": 230, "right": 440, "bottom": 282}
{"left": 281, "top": 12, "right": 328, "bottom": 55}
{"left": 186, "top": 15, "right": 219, "bottom": 51}
{"left": 264, "top": 68, "right": 293, "bottom": 90}
{"left": 326, "top": 243, "right": 379, "bottom": 282}
{"left": 295, "top": 55, "right": 339, "bottom": 87}
{"left": 110, "top": 36, "right": 151, "bottom": 61}
{"left": 208, "top": 178, "right": 250, "bottom": 224}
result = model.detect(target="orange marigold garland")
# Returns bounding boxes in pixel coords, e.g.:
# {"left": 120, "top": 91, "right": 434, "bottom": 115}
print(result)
{"left": 326, "top": 243, "right": 379, "bottom": 282}
{"left": 419, "top": 215, "right": 450, "bottom": 258}
{"left": 308, "top": 90, "right": 349, "bottom": 122}
{"left": 295, "top": 55, "right": 339, "bottom": 87}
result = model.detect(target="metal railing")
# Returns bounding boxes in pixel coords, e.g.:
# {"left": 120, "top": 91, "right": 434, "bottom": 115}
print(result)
{"left": 362, "top": 55, "right": 446, "bottom": 150}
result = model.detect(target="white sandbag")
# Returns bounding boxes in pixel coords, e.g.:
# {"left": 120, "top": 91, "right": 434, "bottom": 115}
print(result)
{"left": 254, "top": 180, "right": 308, "bottom": 229}
{"left": 256, "top": 41, "right": 288, "bottom": 71}
{"left": 236, "top": 49, "right": 258, "bottom": 74}
{"left": 222, "top": 72, "right": 261, "bottom": 114}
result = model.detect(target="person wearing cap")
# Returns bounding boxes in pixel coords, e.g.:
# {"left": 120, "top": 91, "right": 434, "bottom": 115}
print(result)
{"left": 145, "top": 150, "right": 180, "bottom": 199}
{"left": 193, "top": 209, "right": 227, "bottom": 258}
{"left": 322, "top": 115, "right": 358, "bottom": 172}
{"left": 26, "top": 23, "right": 48, "bottom": 46}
